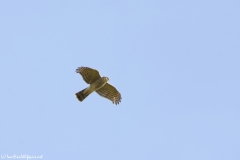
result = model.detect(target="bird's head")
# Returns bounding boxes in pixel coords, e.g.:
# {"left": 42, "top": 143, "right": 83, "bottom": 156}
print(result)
{"left": 103, "top": 77, "right": 109, "bottom": 82}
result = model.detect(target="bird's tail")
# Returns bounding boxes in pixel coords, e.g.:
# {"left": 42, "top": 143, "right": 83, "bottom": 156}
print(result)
{"left": 75, "top": 88, "right": 89, "bottom": 102}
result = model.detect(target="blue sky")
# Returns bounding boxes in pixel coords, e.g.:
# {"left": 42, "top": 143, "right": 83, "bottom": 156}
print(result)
{"left": 0, "top": 0, "right": 240, "bottom": 159}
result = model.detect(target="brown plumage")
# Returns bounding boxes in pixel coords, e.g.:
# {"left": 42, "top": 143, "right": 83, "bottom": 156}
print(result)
{"left": 75, "top": 67, "right": 122, "bottom": 105}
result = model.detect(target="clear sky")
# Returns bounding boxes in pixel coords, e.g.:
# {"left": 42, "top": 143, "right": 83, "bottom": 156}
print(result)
{"left": 0, "top": 1, "right": 240, "bottom": 160}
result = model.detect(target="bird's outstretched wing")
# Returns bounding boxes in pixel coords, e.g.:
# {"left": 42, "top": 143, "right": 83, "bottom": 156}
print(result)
{"left": 76, "top": 67, "right": 101, "bottom": 84}
{"left": 96, "top": 83, "right": 122, "bottom": 105}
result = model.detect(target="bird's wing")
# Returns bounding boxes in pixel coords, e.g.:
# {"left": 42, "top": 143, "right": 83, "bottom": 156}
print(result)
{"left": 76, "top": 67, "right": 101, "bottom": 84}
{"left": 96, "top": 83, "right": 122, "bottom": 105}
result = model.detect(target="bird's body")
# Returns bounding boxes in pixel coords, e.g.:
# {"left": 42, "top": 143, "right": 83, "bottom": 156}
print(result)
{"left": 76, "top": 77, "right": 109, "bottom": 101}
{"left": 88, "top": 77, "right": 109, "bottom": 91}
{"left": 75, "top": 67, "right": 121, "bottom": 105}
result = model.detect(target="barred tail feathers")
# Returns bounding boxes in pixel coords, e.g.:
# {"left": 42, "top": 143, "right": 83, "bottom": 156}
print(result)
{"left": 75, "top": 88, "right": 89, "bottom": 102}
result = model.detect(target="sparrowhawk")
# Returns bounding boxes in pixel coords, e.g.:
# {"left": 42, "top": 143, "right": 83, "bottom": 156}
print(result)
{"left": 75, "top": 67, "right": 122, "bottom": 105}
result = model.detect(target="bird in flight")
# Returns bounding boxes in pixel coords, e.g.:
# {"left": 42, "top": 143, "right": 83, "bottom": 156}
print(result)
{"left": 75, "top": 66, "right": 122, "bottom": 105}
